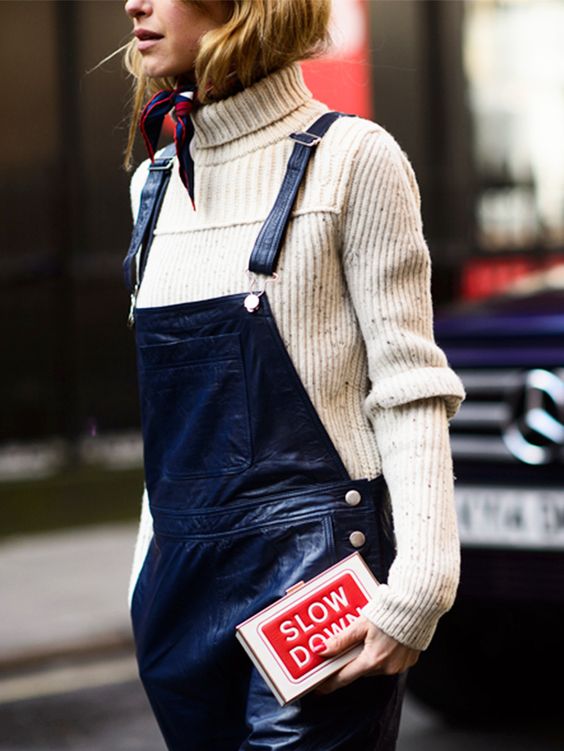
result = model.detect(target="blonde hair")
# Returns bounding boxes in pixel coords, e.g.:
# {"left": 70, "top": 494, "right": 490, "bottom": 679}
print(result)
{"left": 123, "top": 0, "right": 332, "bottom": 169}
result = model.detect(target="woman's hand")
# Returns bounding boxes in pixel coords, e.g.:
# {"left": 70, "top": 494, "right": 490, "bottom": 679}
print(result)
{"left": 316, "top": 616, "right": 420, "bottom": 694}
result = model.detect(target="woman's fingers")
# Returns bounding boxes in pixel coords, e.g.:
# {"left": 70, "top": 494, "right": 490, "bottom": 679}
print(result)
{"left": 316, "top": 617, "right": 421, "bottom": 694}
{"left": 316, "top": 651, "right": 383, "bottom": 694}
{"left": 318, "top": 617, "right": 367, "bottom": 657}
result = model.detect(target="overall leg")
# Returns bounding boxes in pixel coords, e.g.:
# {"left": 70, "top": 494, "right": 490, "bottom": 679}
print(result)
{"left": 243, "top": 669, "right": 407, "bottom": 751}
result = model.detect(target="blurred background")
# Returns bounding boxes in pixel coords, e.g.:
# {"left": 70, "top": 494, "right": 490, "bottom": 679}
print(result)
{"left": 2, "top": 0, "right": 564, "bottom": 748}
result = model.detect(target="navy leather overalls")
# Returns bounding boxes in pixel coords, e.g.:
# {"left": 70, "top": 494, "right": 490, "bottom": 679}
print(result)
{"left": 123, "top": 113, "right": 405, "bottom": 751}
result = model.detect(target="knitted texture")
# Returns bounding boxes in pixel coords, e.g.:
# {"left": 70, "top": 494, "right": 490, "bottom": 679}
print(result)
{"left": 127, "top": 63, "right": 465, "bottom": 650}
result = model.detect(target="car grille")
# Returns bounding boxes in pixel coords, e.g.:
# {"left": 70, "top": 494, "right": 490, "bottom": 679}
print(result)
{"left": 450, "top": 368, "right": 564, "bottom": 464}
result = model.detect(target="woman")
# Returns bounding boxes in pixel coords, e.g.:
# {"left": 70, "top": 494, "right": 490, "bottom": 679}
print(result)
{"left": 122, "top": 1, "right": 465, "bottom": 749}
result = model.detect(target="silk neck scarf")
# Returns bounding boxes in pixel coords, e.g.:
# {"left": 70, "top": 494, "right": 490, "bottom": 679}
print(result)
{"left": 139, "top": 85, "right": 198, "bottom": 209}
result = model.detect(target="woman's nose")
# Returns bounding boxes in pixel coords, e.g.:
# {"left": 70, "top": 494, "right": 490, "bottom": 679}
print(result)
{"left": 124, "top": 0, "right": 152, "bottom": 19}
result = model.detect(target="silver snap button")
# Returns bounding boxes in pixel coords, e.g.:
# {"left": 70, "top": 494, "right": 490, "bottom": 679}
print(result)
{"left": 349, "top": 531, "right": 366, "bottom": 548}
{"left": 345, "top": 489, "right": 361, "bottom": 506}
{"left": 244, "top": 293, "right": 261, "bottom": 313}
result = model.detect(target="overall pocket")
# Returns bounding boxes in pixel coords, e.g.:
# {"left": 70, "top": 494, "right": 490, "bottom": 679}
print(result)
{"left": 138, "top": 332, "right": 252, "bottom": 481}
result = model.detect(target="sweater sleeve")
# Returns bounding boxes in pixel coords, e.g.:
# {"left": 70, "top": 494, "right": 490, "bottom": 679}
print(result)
{"left": 341, "top": 128, "right": 465, "bottom": 650}
{"left": 342, "top": 128, "right": 465, "bottom": 417}
{"left": 361, "top": 398, "right": 460, "bottom": 650}
{"left": 127, "top": 485, "right": 154, "bottom": 608}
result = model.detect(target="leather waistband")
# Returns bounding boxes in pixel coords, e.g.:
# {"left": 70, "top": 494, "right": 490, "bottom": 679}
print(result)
{"left": 151, "top": 476, "right": 385, "bottom": 539}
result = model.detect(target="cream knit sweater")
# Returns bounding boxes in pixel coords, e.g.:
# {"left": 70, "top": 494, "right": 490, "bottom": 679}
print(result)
{"left": 127, "top": 63, "right": 465, "bottom": 652}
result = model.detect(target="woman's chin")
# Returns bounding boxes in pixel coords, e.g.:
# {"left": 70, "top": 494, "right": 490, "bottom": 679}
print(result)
{"left": 141, "top": 62, "right": 172, "bottom": 79}
{"left": 140, "top": 56, "right": 195, "bottom": 82}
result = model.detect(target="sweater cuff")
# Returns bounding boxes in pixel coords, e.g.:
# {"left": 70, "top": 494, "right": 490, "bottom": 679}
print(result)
{"left": 360, "top": 582, "right": 453, "bottom": 651}
{"left": 366, "top": 367, "right": 465, "bottom": 420}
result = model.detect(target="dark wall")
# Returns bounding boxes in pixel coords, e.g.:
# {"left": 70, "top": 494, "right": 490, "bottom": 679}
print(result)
{"left": 1, "top": 1, "right": 138, "bottom": 442}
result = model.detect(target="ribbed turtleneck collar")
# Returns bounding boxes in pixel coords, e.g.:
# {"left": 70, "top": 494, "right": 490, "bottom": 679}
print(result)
{"left": 192, "top": 63, "right": 313, "bottom": 149}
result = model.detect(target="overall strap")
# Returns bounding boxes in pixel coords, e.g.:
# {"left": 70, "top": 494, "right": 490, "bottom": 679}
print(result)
{"left": 247, "top": 111, "right": 352, "bottom": 277}
{"left": 122, "top": 142, "right": 176, "bottom": 295}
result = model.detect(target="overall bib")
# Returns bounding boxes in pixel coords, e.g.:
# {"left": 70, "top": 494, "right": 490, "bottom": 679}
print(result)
{"left": 123, "top": 113, "right": 405, "bottom": 751}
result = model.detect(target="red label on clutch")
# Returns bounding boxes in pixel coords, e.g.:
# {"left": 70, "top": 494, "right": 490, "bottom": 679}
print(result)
{"left": 259, "top": 572, "right": 368, "bottom": 680}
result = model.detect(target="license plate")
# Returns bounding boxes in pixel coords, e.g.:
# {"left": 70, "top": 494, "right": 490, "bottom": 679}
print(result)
{"left": 455, "top": 486, "right": 564, "bottom": 550}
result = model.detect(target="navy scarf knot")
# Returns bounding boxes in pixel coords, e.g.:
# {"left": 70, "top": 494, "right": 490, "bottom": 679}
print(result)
{"left": 139, "top": 85, "right": 198, "bottom": 209}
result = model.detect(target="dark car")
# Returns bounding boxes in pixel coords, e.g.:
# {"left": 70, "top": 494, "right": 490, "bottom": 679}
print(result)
{"left": 407, "top": 268, "right": 564, "bottom": 720}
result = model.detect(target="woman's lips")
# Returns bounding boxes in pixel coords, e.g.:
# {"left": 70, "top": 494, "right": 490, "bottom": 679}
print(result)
{"left": 134, "top": 29, "right": 163, "bottom": 51}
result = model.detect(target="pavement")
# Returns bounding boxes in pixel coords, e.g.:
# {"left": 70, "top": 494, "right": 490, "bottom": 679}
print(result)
{"left": 0, "top": 524, "right": 137, "bottom": 672}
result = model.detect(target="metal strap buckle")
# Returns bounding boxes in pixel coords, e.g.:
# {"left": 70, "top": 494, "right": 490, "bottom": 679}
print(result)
{"left": 149, "top": 157, "right": 175, "bottom": 172}
{"left": 289, "top": 132, "right": 322, "bottom": 148}
{"left": 243, "top": 270, "right": 279, "bottom": 313}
